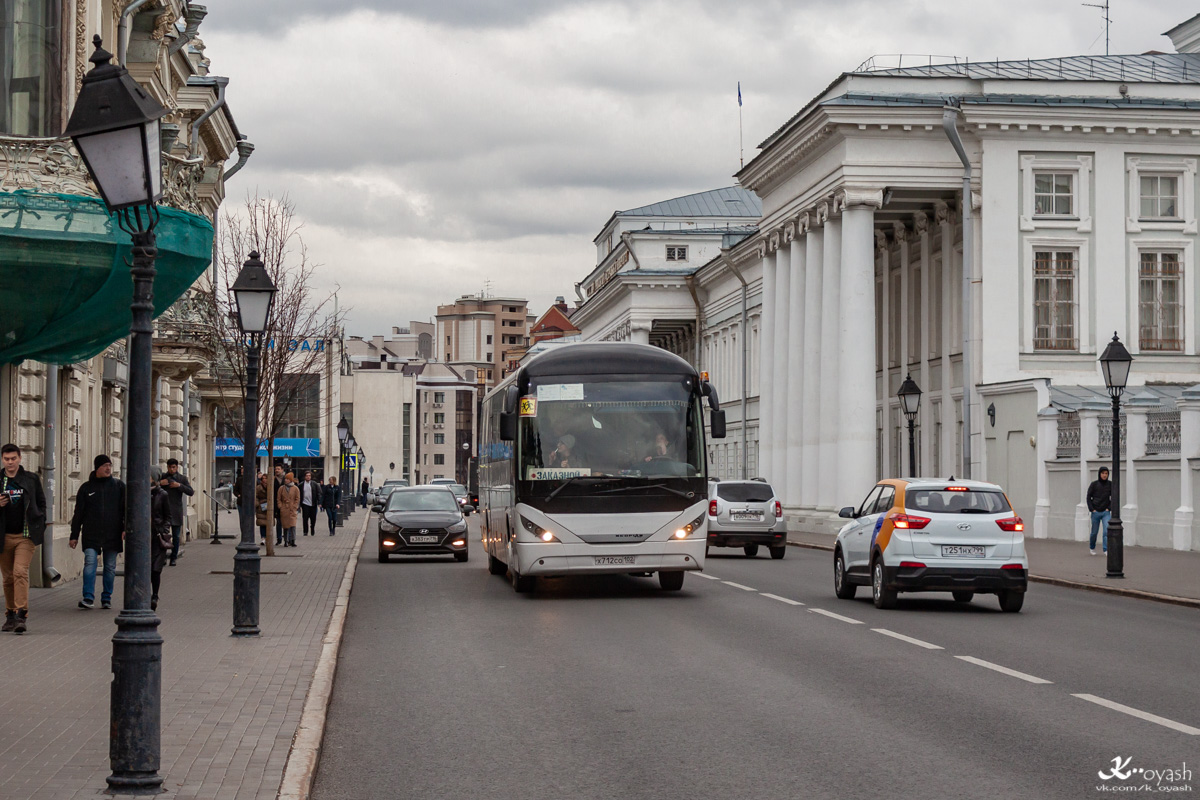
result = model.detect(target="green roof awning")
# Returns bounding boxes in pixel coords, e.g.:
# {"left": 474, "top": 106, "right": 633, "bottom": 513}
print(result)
{"left": 0, "top": 191, "right": 214, "bottom": 365}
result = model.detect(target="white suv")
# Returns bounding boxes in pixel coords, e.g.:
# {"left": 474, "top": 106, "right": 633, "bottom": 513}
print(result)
{"left": 833, "top": 478, "right": 1028, "bottom": 612}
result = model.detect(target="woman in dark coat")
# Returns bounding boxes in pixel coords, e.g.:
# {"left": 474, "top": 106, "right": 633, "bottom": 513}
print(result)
{"left": 254, "top": 474, "right": 270, "bottom": 541}
{"left": 150, "top": 480, "right": 172, "bottom": 611}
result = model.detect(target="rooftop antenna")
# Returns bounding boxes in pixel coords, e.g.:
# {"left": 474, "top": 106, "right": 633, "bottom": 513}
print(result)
{"left": 1083, "top": 0, "right": 1111, "bottom": 56}
{"left": 737, "top": 81, "right": 744, "bottom": 169}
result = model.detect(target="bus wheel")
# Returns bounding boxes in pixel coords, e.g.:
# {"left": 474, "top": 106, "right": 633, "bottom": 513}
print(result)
{"left": 488, "top": 553, "right": 506, "bottom": 576}
{"left": 659, "top": 571, "right": 684, "bottom": 591}
{"left": 510, "top": 568, "right": 534, "bottom": 593}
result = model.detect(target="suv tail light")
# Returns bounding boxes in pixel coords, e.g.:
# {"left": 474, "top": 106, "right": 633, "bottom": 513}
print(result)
{"left": 892, "top": 513, "right": 930, "bottom": 530}
{"left": 774, "top": 500, "right": 782, "bottom": 519}
{"left": 996, "top": 516, "right": 1024, "bottom": 532}
{"left": 708, "top": 500, "right": 718, "bottom": 517}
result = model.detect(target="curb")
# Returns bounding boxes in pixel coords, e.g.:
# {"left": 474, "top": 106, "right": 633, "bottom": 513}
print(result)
{"left": 786, "top": 541, "right": 1198, "bottom": 610}
{"left": 277, "top": 511, "right": 370, "bottom": 800}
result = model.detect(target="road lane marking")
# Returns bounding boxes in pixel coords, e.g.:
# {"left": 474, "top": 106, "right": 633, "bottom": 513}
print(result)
{"left": 1072, "top": 694, "right": 1200, "bottom": 735}
{"left": 872, "top": 628, "right": 943, "bottom": 650}
{"left": 722, "top": 581, "right": 757, "bottom": 591}
{"left": 760, "top": 593, "right": 805, "bottom": 606}
{"left": 808, "top": 608, "right": 863, "bottom": 624}
{"left": 693, "top": 573, "right": 721, "bottom": 580}
{"left": 955, "top": 656, "right": 1052, "bottom": 684}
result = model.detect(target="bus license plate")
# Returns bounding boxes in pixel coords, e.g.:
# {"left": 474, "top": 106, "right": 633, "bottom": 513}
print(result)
{"left": 595, "top": 556, "right": 636, "bottom": 566}
{"left": 941, "top": 545, "right": 985, "bottom": 558}
{"left": 409, "top": 535, "right": 439, "bottom": 544}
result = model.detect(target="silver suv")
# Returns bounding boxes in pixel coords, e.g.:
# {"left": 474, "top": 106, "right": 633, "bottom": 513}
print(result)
{"left": 706, "top": 479, "right": 787, "bottom": 558}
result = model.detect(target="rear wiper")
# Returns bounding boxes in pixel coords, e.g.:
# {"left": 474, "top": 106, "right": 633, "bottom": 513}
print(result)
{"left": 546, "top": 476, "right": 618, "bottom": 501}
{"left": 596, "top": 483, "right": 695, "bottom": 499}
{"left": 958, "top": 508, "right": 992, "bottom": 514}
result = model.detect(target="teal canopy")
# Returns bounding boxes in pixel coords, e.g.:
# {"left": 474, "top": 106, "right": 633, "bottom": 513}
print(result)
{"left": 0, "top": 191, "right": 214, "bottom": 364}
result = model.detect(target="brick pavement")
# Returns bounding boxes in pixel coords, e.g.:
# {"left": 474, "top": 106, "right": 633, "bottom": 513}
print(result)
{"left": 0, "top": 510, "right": 368, "bottom": 800}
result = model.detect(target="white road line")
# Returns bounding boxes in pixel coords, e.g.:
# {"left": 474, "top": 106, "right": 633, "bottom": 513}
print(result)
{"left": 760, "top": 593, "right": 805, "bottom": 606}
{"left": 692, "top": 573, "right": 721, "bottom": 580}
{"left": 871, "top": 628, "right": 943, "bottom": 650}
{"left": 955, "top": 656, "right": 1052, "bottom": 684}
{"left": 722, "top": 581, "right": 757, "bottom": 592}
{"left": 1072, "top": 694, "right": 1200, "bottom": 735}
{"left": 808, "top": 608, "right": 864, "bottom": 624}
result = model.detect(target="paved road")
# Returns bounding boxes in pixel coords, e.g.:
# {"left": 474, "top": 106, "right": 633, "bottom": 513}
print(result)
{"left": 312, "top": 516, "right": 1199, "bottom": 800}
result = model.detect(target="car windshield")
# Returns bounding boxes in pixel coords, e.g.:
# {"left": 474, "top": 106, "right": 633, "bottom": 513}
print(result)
{"left": 387, "top": 490, "right": 459, "bottom": 513}
{"left": 449, "top": 484, "right": 467, "bottom": 496}
{"left": 518, "top": 379, "right": 703, "bottom": 481}
{"left": 906, "top": 489, "right": 1011, "bottom": 514}
{"left": 717, "top": 483, "right": 774, "bottom": 502}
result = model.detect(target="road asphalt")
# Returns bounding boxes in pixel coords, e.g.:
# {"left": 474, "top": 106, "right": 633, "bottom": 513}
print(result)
{"left": 310, "top": 516, "right": 1200, "bottom": 800}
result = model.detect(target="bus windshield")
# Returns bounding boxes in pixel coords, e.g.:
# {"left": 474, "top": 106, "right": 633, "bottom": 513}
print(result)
{"left": 518, "top": 379, "right": 703, "bottom": 482}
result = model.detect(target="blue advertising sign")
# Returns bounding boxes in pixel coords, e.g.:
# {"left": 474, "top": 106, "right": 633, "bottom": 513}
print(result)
{"left": 214, "top": 438, "right": 321, "bottom": 458}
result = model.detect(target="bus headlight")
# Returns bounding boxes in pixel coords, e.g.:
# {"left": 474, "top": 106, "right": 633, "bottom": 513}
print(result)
{"left": 521, "top": 515, "right": 559, "bottom": 543}
{"left": 448, "top": 521, "right": 467, "bottom": 534}
{"left": 673, "top": 514, "right": 706, "bottom": 539}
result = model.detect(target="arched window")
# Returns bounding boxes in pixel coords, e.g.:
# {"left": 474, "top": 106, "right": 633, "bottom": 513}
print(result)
{"left": 1, "top": 0, "right": 62, "bottom": 136}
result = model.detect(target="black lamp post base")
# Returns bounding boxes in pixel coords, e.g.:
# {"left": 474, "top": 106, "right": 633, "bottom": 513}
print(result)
{"left": 1105, "top": 523, "right": 1125, "bottom": 579}
{"left": 104, "top": 775, "right": 164, "bottom": 794}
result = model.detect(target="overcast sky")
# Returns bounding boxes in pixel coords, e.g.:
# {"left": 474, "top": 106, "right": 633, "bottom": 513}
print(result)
{"left": 196, "top": 0, "right": 1196, "bottom": 337}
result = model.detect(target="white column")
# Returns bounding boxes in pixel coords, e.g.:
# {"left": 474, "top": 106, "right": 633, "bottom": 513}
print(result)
{"left": 1123, "top": 392, "right": 1157, "bottom": 547}
{"left": 916, "top": 212, "right": 932, "bottom": 475}
{"left": 937, "top": 202, "right": 956, "bottom": 476}
{"left": 1173, "top": 385, "right": 1200, "bottom": 551}
{"left": 758, "top": 247, "right": 776, "bottom": 482}
{"left": 895, "top": 221, "right": 910, "bottom": 394}
{"left": 772, "top": 229, "right": 792, "bottom": 489}
{"left": 817, "top": 204, "right": 841, "bottom": 511}
{"left": 785, "top": 227, "right": 806, "bottom": 508}
{"left": 876, "top": 230, "right": 891, "bottom": 481}
{"left": 800, "top": 221, "right": 823, "bottom": 508}
{"left": 1033, "top": 407, "right": 1058, "bottom": 539}
{"left": 1077, "top": 401, "right": 1107, "bottom": 542}
{"left": 838, "top": 189, "right": 883, "bottom": 498}
{"left": 630, "top": 321, "right": 651, "bottom": 346}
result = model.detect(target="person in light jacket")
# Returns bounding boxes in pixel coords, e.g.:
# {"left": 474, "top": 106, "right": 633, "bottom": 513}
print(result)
{"left": 277, "top": 472, "right": 300, "bottom": 547}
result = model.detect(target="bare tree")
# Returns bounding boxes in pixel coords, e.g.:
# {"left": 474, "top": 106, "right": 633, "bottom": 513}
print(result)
{"left": 200, "top": 192, "right": 345, "bottom": 557}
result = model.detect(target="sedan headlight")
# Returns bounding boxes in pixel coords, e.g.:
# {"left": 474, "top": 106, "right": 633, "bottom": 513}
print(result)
{"left": 380, "top": 519, "right": 399, "bottom": 534}
{"left": 448, "top": 520, "right": 467, "bottom": 534}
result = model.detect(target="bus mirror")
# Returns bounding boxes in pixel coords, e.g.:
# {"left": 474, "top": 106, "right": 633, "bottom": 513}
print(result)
{"left": 499, "top": 412, "right": 517, "bottom": 441}
{"left": 503, "top": 385, "right": 520, "bottom": 414}
{"left": 710, "top": 409, "right": 727, "bottom": 439}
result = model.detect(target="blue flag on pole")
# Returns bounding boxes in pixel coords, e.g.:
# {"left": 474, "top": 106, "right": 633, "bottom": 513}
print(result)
{"left": 738, "top": 81, "right": 742, "bottom": 107}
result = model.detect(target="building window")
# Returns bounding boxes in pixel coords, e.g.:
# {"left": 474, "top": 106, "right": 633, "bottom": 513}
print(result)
{"left": 446, "top": 353, "right": 451, "bottom": 361}
{"left": 434, "top": 413, "right": 445, "bottom": 424}
{"left": 423, "top": 433, "right": 427, "bottom": 444}
{"left": 1140, "top": 175, "right": 1179, "bottom": 219}
{"left": 1033, "top": 172, "right": 1073, "bottom": 217}
{"left": 485, "top": 352, "right": 492, "bottom": 361}
{"left": 486, "top": 335, "right": 492, "bottom": 344}
{"left": 433, "top": 454, "right": 445, "bottom": 465}
{"left": 487, "top": 369, "right": 493, "bottom": 380}
{"left": 1139, "top": 251, "right": 1183, "bottom": 352}
{"left": 1, "top": 1, "right": 62, "bottom": 136}
{"left": 402, "top": 403, "right": 411, "bottom": 478}
{"left": 666, "top": 246, "right": 688, "bottom": 261}
{"left": 423, "top": 412, "right": 428, "bottom": 424}
{"left": 446, "top": 336, "right": 451, "bottom": 344}
{"left": 1032, "top": 250, "right": 1077, "bottom": 351}
{"left": 434, "top": 391, "right": 445, "bottom": 403}
{"left": 434, "top": 433, "right": 444, "bottom": 445}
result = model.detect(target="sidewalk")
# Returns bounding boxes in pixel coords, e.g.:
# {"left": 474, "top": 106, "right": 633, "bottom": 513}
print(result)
{"left": 787, "top": 529, "right": 1200, "bottom": 605}
{"left": 0, "top": 511, "right": 368, "bottom": 800}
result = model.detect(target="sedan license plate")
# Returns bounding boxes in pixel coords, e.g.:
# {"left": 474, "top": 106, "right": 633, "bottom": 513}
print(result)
{"left": 594, "top": 556, "right": 636, "bottom": 566}
{"left": 941, "top": 545, "right": 986, "bottom": 558}
{"left": 730, "top": 511, "right": 764, "bottom": 522}
{"left": 409, "top": 535, "right": 439, "bottom": 544}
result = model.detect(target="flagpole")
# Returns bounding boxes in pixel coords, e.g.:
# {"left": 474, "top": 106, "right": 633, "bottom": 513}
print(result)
{"left": 738, "top": 81, "right": 744, "bottom": 169}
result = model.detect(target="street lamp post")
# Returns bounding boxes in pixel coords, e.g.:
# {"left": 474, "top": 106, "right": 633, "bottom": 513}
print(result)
{"left": 231, "top": 252, "right": 276, "bottom": 637}
{"left": 336, "top": 416, "right": 349, "bottom": 524}
{"left": 1099, "top": 332, "right": 1133, "bottom": 579}
{"left": 897, "top": 374, "right": 922, "bottom": 477}
{"left": 346, "top": 434, "right": 357, "bottom": 510}
{"left": 65, "top": 35, "right": 168, "bottom": 793}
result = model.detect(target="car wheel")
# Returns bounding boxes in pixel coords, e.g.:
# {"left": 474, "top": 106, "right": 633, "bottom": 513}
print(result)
{"left": 377, "top": 551, "right": 388, "bottom": 563}
{"left": 769, "top": 545, "right": 786, "bottom": 560}
{"left": 834, "top": 550, "right": 856, "bottom": 599}
{"left": 510, "top": 567, "right": 534, "bottom": 593}
{"left": 659, "top": 571, "right": 684, "bottom": 591}
{"left": 743, "top": 544, "right": 759, "bottom": 557}
{"left": 454, "top": 551, "right": 468, "bottom": 563}
{"left": 487, "top": 553, "right": 506, "bottom": 575}
{"left": 952, "top": 591, "right": 974, "bottom": 603}
{"left": 998, "top": 590, "right": 1024, "bottom": 613}
{"left": 872, "top": 558, "right": 897, "bottom": 609}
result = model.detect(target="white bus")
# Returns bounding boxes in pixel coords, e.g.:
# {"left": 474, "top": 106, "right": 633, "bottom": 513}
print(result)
{"left": 478, "top": 342, "right": 726, "bottom": 592}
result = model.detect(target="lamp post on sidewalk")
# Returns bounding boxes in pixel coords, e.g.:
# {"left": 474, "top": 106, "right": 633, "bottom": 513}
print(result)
{"left": 65, "top": 35, "right": 168, "bottom": 792}
{"left": 897, "top": 374, "right": 922, "bottom": 477}
{"left": 231, "top": 252, "right": 276, "bottom": 637}
{"left": 1099, "top": 332, "right": 1133, "bottom": 579}
{"left": 336, "top": 416, "right": 349, "bottom": 524}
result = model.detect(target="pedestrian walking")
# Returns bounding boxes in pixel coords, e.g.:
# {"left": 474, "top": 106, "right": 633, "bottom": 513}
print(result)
{"left": 277, "top": 472, "right": 300, "bottom": 547}
{"left": 273, "top": 465, "right": 285, "bottom": 546}
{"left": 1086, "top": 466, "right": 1112, "bottom": 555}
{"left": 300, "top": 470, "right": 323, "bottom": 536}
{"left": 68, "top": 455, "right": 125, "bottom": 610}
{"left": 0, "top": 443, "right": 46, "bottom": 634}
{"left": 159, "top": 458, "right": 194, "bottom": 566}
{"left": 150, "top": 479, "right": 172, "bottom": 611}
{"left": 322, "top": 476, "right": 342, "bottom": 535}
{"left": 254, "top": 473, "right": 270, "bottom": 542}
{"left": 360, "top": 477, "right": 369, "bottom": 508}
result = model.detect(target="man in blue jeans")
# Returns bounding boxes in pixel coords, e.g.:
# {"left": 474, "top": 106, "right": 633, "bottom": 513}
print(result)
{"left": 69, "top": 455, "right": 125, "bottom": 609}
{"left": 1086, "top": 466, "right": 1112, "bottom": 555}
{"left": 159, "top": 458, "right": 194, "bottom": 566}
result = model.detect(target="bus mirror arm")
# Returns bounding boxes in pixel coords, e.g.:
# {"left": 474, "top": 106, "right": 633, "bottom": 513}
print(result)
{"left": 499, "top": 412, "right": 517, "bottom": 441}
{"left": 703, "top": 381, "right": 727, "bottom": 439}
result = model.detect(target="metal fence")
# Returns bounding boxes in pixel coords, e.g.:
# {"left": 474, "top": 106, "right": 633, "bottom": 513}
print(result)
{"left": 1146, "top": 410, "right": 1182, "bottom": 456}
{"left": 1097, "top": 414, "right": 1126, "bottom": 460}
{"left": 1056, "top": 412, "right": 1080, "bottom": 459}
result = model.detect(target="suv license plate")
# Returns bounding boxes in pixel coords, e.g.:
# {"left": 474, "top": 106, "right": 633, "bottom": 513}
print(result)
{"left": 731, "top": 510, "right": 764, "bottom": 521}
{"left": 595, "top": 556, "right": 636, "bottom": 566}
{"left": 941, "top": 545, "right": 986, "bottom": 558}
{"left": 409, "top": 535, "right": 439, "bottom": 544}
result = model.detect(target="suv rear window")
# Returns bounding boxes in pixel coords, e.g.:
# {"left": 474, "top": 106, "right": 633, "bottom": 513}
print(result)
{"left": 717, "top": 483, "right": 774, "bottom": 502}
{"left": 906, "top": 489, "right": 1011, "bottom": 514}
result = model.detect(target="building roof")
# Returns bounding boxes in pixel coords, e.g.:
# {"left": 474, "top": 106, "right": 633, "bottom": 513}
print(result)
{"left": 619, "top": 186, "right": 761, "bottom": 218}
{"left": 853, "top": 53, "right": 1200, "bottom": 84}
{"left": 1049, "top": 384, "right": 1190, "bottom": 412}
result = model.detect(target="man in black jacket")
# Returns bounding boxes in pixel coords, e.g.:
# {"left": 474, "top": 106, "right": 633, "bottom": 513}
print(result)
{"left": 0, "top": 443, "right": 46, "bottom": 634}
{"left": 299, "top": 470, "right": 323, "bottom": 536}
{"left": 1086, "top": 466, "right": 1112, "bottom": 555}
{"left": 159, "top": 458, "right": 194, "bottom": 566}
{"left": 70, "top": 455, "right": 126, "bottom": 609}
